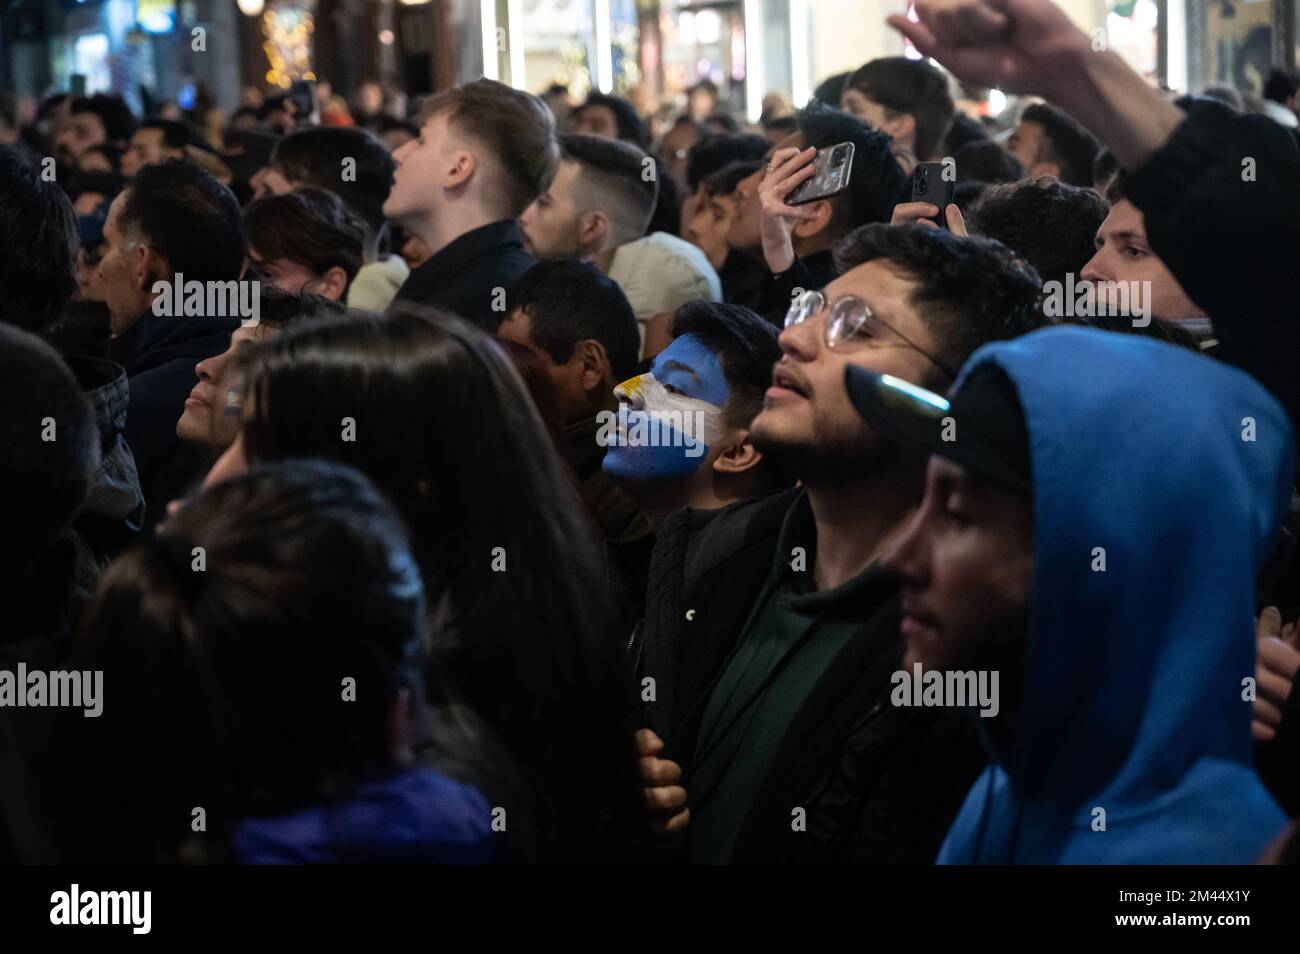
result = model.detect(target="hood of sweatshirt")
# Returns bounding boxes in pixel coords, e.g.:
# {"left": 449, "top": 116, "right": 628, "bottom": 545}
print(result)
{"left": 937, "top": 326, "right": 1292, "bottom": 864}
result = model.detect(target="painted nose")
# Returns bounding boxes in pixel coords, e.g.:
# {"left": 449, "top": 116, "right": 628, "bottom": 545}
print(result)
{"left": 614, "top": 373, "right": 649, "bottom": 410}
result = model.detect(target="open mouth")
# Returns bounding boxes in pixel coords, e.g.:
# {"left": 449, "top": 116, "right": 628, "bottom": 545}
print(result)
{"left": 769, "top": 365, "right": 810, "bottom": 399}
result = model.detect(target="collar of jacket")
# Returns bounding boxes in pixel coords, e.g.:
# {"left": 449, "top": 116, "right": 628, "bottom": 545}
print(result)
{"left": 400, "top": 220, "right": 525, "bottom": 301}
{"left": 110, "top": 308, "right": 239, "bottom": 374}
{"left": 62, "top": 355, "right": 130, "bottom": 449}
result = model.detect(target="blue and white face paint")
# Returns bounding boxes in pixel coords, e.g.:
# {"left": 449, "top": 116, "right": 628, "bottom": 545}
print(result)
{"left": 600, "top": 334, "right": 729, "bottom": 482}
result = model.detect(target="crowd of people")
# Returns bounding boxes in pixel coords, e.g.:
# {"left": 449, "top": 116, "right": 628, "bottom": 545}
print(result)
{"left": 2, "top": 0, "right": 1300, "bottom": 865}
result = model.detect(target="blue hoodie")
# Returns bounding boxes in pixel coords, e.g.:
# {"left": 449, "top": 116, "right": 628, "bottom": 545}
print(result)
{"left": 232, "top": 768, "right": 495, "bottom": 864}
{"left": 937, "top": 326, "right": 1292, "bottom": 864}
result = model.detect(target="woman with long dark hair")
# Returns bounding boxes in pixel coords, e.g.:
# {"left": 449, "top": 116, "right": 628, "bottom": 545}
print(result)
{"left": 47, "top": 459, "right": 494, "bottom": 864}
{"left": 207, "top": 306, "right": 650, "bottom": 863}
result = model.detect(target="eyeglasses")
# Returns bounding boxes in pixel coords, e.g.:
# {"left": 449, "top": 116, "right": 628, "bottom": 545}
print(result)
{"left": 784, "top": 289, "right": 957, "bottom": 380}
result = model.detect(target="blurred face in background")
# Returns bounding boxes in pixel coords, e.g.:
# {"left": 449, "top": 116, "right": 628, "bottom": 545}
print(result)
{"left": 55, "top": 110, "right": 106, "bottom": 165}
{"left": 572, "top": 105, "right": 620, "bottom": 140}
{"left": 686, "top": 186, "right": 740, "bottom": 270}
{"left": 727, "top": 132, "right": 805, "bottom": 255}
{"left": 726, "top": 163, "right": 765, "bottom": 255}
{"left": 660, "top": 121, "right": 699, "bottom": 185}
{"left": 122, "top": 127, "right": 183, "bottom": 178}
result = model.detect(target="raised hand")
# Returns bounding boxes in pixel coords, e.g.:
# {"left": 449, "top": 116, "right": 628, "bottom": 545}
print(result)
{"left": 887, "top": 0, "right": 1091, "bottom": 100}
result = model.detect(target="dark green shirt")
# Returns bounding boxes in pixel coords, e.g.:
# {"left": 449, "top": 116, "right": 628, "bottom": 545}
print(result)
{"left": 687, "top": 493, "right": 888, "bottom": 864}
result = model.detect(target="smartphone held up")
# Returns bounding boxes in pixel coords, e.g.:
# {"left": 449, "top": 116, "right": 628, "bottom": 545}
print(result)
{"left": 910, "top": 161, "right": 956, "bottom": 230}
{"left": 787, "top": 141, "right": 856, "bottom": 205}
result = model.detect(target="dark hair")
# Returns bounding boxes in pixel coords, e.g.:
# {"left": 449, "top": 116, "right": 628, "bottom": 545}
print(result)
{"left": 812, "top": 72, "right": 851, "bottom": 108}
{"left": 833, "top": 223, "right": 1045, "bottom": 380}
{"left": 270, "top": 126, "right": 396, "bottom": 237}
{"left": 54, "top": 459, "right": 426, "bottom": 863}
{"left": 376, "top": 116, "right": 419, "bottom": 139}
{"left": 577, "top": 92, "right": 648, "bottom": 148}
{"left": 138, "top": 118, "right": 193, "bottom": 151}
{"left": 967, "top": 178, "right": 1109, "bottom": 288}
{"left": 238, "top": 308, "right": 649, "bottom": 862}
{"left": 507, "top": 258, "right": 641, "bottom": 382}
{"left": 944, "top": 113, "right": 989, "bottom": 155}
{"left": 954, "top": 139, "right": 1025, "bottom": 184}
{"left": 0, "top": 92, "right": 15, "bottom": 131}
{"left": 1019, "top": 103, "right": 1100, "bottom": 187}
{"left": 844, "top": 57, "right": 956, "bottom": 160}
{"left": 244, "top": 187, "right": 367, "bottom": 288}
{"left": 1263, "top": 69, "right": 1298, "bottom": 105}
{"left": 1103, "top": 166, "right": 1129, "bottom": 205}
{"left": 1092, "top": 147, "right": 1121, "bottom": 194}
{"left": 685, "top": 132, "right": 769, "bottom": 191}
{"left": 702, "top": 112, "right": 740, "bottom": 135}
{"left": 558, "top": 134, "right": 658, "bottom": 245}
{"left": 37, "top": 93, "right": 69, "bottom": 124}
{"left": 120, "top": 159, "right": 245, "bottom": 283}
{"left": 66, "top": 169, "right": 125, "bottom": 203}
{"left": 0, "top": 146, "right": 79, "bottom": 334}
{"left": 796, "top": 101, "right": 909, "bottom": 239}
{"left": 0, "top": 324, "right": 97, "bottom": 581}
{"left": 952, "top": 179, "right": 989, "bottom": 215}
{"left": 256, "top": 94, "right": 291, "bottom": 121}
{"left": 669, "top": 300, "right": 781, "bottom": 430}
{"left": 647, "top": 156, "right": 686, "bottom": 236}
{"left": 418, "top": 79, "right": 560, "bottom": 218}
{"left": 255, "top": 286, "right": 348, "bottom": 331}
{"left": 763, "top": 115, "right": 799, "bottom": 138}
{"left": 704, "top": 159, "right": 762, "bottom": 198}
{"left": 70, "top": 94, "right": 137, "bottom": 144}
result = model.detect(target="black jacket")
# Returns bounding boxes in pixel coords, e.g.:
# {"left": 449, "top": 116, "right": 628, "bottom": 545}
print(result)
{"left": 754, "top": 249, "right": 837, "bottom": 326}
{"left": 1125, "top": 101, "right": 1300, "bottom": 435}
{"left": 391, "top": 220, "right": 536, "bottom": 333}
{"left": 637, "top": 488, "right": 985, "bottom": 863}
{"left": 110, "top": 310, "right": 238, "bottom": 532}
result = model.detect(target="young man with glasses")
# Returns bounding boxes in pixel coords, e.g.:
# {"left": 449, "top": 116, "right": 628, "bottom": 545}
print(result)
{"left": 635, "top": 222, "right": 1044, "bottom": 863}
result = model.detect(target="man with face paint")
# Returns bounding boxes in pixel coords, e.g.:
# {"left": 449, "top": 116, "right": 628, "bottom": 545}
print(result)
{"left": 602, "top": 302, "right": 784, "bottom": 530}
{"left": 635, "top": 224, "right": 1045, "bottom": 864}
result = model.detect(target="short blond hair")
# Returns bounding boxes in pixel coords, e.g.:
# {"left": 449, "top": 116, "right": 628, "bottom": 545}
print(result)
{"left": 418, "top": 79, "right": 560, "bottom": 219}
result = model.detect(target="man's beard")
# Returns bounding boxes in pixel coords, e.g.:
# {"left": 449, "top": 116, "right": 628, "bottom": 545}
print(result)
{"left": 751, "top": 416, "right": 896, "bottom": 486}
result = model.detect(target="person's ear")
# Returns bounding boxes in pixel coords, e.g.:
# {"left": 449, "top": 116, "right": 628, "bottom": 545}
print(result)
{"left": 579, "top": 209, "right": 609, "bottom": 250}
{"left": 712, "top": 429, "right": 763, "bottom": 475}
{"left": 315, "top": 266, "right": 349, "bottom": 301}
{"left": 791, "top": 199, "right": 833, "bottom": 238}
{"left": 445, "top": 150, "right": 477, "bottom": 188}
{"left": 887, "top": 112, "right": 917, "bottom": 149}
{"left": 575, "top": 338, "right": 612, "bottom": 393}
{"left": 135, "top": 243, "right": 164, "bottom": 292}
